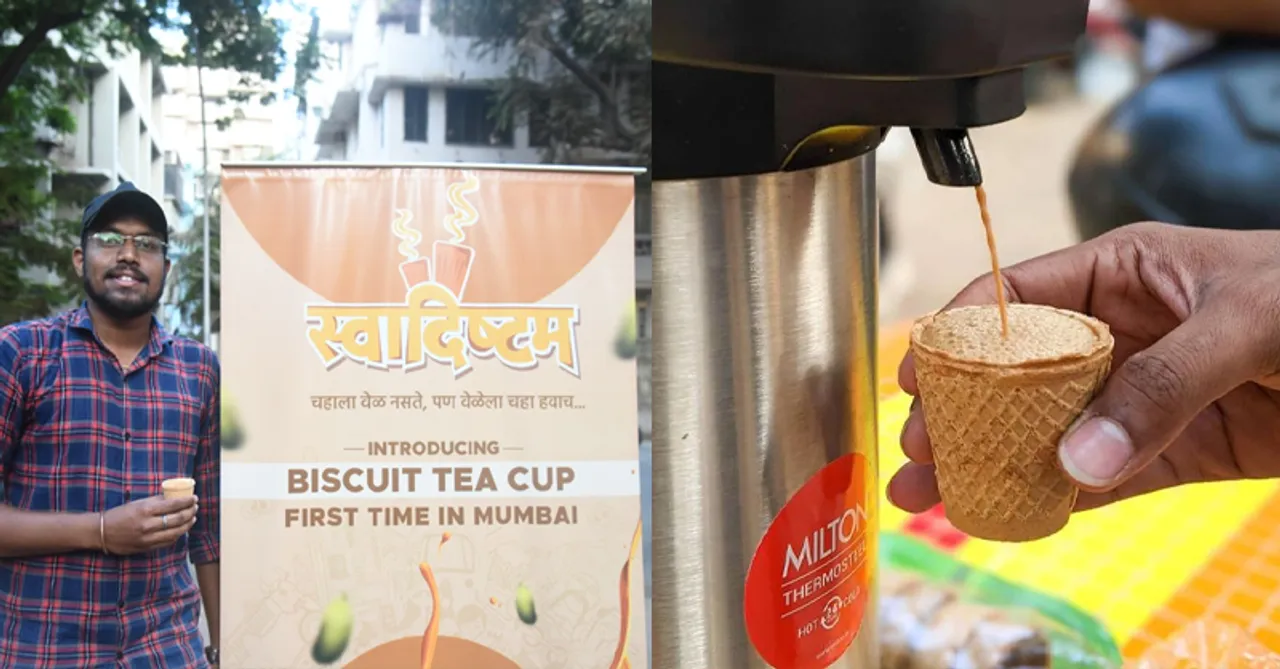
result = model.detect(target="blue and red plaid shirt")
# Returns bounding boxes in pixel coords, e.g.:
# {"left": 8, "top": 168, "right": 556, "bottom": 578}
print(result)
{"left": 0, "top": 304, "right": 220, "bottom": 668}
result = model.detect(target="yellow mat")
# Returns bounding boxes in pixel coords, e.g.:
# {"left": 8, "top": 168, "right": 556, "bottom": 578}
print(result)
{"left": 875, "top": 327, "right": 1280, "bottom": 658}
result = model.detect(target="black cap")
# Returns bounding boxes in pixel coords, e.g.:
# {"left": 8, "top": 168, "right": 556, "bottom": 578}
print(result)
{"left": 81, "top": 181, "right": 169, "bottom": 242}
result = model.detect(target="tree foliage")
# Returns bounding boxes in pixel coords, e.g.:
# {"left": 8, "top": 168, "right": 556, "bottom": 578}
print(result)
{"left": 0, "top": 1, "right": 289, "bottom": 104}
{"left": 292, "top": 8, "right": 321, "bottom": 116}
{"left": 430, "top": 0, "right": 651, "bottom": 165}
{"left": 164, "top": 6, "right": 320, "bottom": 340}
{"left": 0, "top": 0, "right": 288, "bottom": 326}
{"left": 164, "top": 183, "right": 220, "bottom": 341}
{"left": 0, "top": 21, "right": 88, "bottom": 324}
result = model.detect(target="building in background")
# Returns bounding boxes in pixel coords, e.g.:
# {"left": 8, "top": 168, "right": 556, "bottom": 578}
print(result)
{"left": 8, "top": 43, "right": 197, "bottom": 334}
{"left": 161, "top": 66, "right": 283, "bottom": 229}
{"left": 163, "top": 67, "right": 281, "bottom": 166}
{"left": 49, "top": 47, "right": 180, "bottom": 225}
{"left": 311, "top": 0, "right": 546, "bottom": 163}
{"left": 158, "top": 65, "right": 302, "bottom": 343}
{"left": 37, "top": 45, "right": 182, "bottom": 319}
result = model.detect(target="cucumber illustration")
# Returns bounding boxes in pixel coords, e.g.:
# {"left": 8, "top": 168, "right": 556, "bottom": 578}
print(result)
{"left": 515, "top": 583, "right": 537, "bottom": 625}
{"left": 311, "top": 593, "right": 354, "bottom": 665}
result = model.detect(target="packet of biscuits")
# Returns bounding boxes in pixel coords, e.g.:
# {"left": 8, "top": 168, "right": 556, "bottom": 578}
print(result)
{"left": 880, "top": 532, "right": 1122, "bottom": 669}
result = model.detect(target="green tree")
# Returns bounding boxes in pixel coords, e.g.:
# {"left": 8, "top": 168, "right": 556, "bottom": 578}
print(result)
{"left": 0, "top": 0, "right": 287, "bottom": 326}
{"left": 165, "top": 11, "right": 320, "bottom": 341}
{"left": 164, "top": 184, "right": 221, "bottom": 341}
{"left": 0, "top": 31, "right": 88, "bottom": 325}
{"left": 162, "top": 8, "right": 321, "bottom": 341}
{"left": 428, "top": 0, "right": 651, "bottom": 165}
{"left": 0, "top": 1, "right": 288, "bottom": 101}
{"left": 292, "top": 8, "right": 321, "bottom": 115}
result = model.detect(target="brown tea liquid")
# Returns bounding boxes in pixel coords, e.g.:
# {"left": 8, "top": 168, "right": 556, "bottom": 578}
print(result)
{"left": 975, "top": 185, "right": 1010, "bottom": 338}
{"left": 419, "top": 562, "right": 440, "bottom": 669}
{"left": 607, "top": 519, "right": 644, "bottom": 669}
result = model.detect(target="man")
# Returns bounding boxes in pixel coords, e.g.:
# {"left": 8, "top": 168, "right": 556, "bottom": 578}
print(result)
{"left": 0, "top": 182, "right": 220, "bottom": 667}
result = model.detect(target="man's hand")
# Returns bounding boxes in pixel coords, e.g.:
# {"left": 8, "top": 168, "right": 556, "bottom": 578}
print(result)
{"left": 102, "top": 495, "right": 198, "bottom": 555}
{"left": 890, "top": 222, "right": 1280, "bottom": 514}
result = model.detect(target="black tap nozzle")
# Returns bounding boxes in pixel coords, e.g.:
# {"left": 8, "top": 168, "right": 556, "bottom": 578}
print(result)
{"left": 910, "top": 128, "right": 983, "bottom": 187}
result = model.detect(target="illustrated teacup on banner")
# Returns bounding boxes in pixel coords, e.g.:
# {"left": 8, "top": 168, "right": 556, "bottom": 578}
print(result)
{"left": 433, "top": 241, "right": 475, "bottom": 300}
{"left": 399, "top": 257, "right": 433, "bottom": 289}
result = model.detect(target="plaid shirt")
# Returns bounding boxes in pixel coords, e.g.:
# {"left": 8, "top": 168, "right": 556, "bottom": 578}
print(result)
{"left": 0, "top": 304, "right": 220, "bottom": 668}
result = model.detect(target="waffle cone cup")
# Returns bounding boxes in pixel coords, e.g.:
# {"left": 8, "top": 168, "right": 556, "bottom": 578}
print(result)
{"left": 910, "top": 303, "right": 1114, "bottom": 542}
{"left": 162, "top": 477, "right": 195, "bottom": 499}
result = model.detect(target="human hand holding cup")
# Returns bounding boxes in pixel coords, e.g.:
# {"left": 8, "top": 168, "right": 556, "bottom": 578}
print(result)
{"left": 890, "top": 223, "right": 1280, "bottom": 532}
{"left": 102, "top": 492, "right": 198, "bottom": 555}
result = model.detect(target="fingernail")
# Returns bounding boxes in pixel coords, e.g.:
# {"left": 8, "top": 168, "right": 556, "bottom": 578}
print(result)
{"left": 1059, "top": 417, "right": 1133, "bottom": 487}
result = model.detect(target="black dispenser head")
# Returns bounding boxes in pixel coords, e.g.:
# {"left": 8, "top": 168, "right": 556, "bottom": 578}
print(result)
{"left": 652, "top": 0, "right": 1090, "bottom": 183}
{"left": 911, "top": 129, "right": 983, "bottom": 187}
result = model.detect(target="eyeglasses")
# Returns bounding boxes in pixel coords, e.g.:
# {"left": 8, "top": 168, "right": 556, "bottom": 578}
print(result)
{"left": 89, "top": 231, "right": 167, "bottom": 255}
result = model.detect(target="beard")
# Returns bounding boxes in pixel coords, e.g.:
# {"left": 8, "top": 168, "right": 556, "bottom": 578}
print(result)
{"left": 83, "top": 271, "right": 165, "bottom": 321}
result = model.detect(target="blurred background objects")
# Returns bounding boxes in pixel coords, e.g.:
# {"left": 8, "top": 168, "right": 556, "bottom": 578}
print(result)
{"left": 877, "top": 0, "right": 1280, "bottom": 324}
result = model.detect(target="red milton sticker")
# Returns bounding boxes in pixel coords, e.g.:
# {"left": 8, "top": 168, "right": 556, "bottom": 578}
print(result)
{"left": 743, "top": 453, "right": 871, "bottom": 669}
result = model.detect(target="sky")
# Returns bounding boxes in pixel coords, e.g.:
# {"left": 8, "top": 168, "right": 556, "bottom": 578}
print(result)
{"left": 153, "top": 0, "right": 330, "bottom": 158}
{"left": 274, "top": 0, "right": 322, "bottom": 98}
{"left": 151, "top": 0, "right": 321, "bottom": 89}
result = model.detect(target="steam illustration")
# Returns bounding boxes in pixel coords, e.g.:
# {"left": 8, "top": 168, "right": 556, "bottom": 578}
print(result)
{"left": 391, "top": 171, "right": 482, "bottom": 297}
{"left": 395, "top": 208, "right": 432, "bottom": 289}
{"left": 442, "top": 171, "right": 481, "bottom": 244}
{"left": 433, "top": 171, "right": 481, "bottom": 299}
{"left": 392, "top": 209, "right": 423, "bottom": 261}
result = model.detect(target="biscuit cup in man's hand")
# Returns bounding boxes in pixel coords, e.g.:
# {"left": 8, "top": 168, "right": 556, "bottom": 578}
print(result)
{"left": 910, "top": 304, "right": 1114, "bottom": 542}
{"left": 162, "top": 477, "right": 196, "bottom": 499}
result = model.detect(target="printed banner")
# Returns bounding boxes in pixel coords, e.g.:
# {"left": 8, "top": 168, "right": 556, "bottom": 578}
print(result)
{"left": 219, "top": 165, "right": 645, "bottom": 668}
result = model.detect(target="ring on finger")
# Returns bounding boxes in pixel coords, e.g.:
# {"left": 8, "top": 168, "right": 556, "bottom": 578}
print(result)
{"left": 162, "top": 514, "right": 169, "bottom": 529}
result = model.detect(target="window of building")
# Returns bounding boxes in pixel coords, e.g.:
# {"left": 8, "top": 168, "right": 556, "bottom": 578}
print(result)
{"left": 405, "top": 10, "right": 421, "bottom": 33}
{"left": 404, "top": 86, "right": 429, "bottom": 142}
{"left": 376, "top": 102, "right": 385, "bottom": 148}
{"left": 445, "top": 88, "right": 512, "bottom": 147}
{"left": 435, "top": 0, "right": 452, "bottom": 29}
{"left": 435, "top": 0, "right": 478, "bottom": 37}
{"left": 528, "top": 94, "right": 552, "bottom": 148}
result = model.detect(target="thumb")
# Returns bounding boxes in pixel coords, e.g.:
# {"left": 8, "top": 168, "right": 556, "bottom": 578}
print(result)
{"left": 1057, "top": 311, "right": 1257, "bottom": 491}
